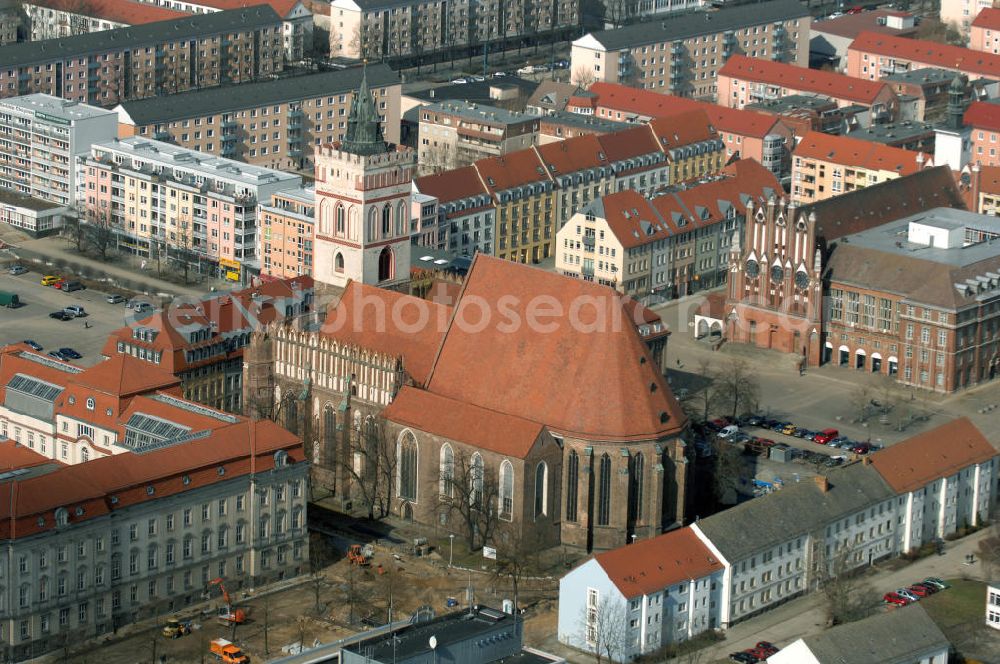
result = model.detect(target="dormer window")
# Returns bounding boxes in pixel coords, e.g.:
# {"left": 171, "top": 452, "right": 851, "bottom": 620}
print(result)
{"left": 86, "top": 398, "right": 95, "bottom": 411}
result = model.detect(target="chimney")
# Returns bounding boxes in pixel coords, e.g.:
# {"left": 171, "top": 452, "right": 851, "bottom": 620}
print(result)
{"left": 814, "top": 475, "right": 829, "bottom": 493}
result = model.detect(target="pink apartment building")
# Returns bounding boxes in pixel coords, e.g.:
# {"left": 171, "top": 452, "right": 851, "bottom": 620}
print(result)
{"left": 258, "top": 186, "right": 316, "bottom": 280}
{"left": 847, "top": 31, "right": 1000, "bottom": 83}
{"left": 81, "top": 137, "right": 301, "bottom": 283}
{"left": 971, "top": 8, "right": 1000, "bottom": 53}
{"left": 966, "top": 101, "right": 1000, "bottom": 168}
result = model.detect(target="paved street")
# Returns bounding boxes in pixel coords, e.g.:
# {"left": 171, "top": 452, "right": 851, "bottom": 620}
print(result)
{"left": 651, "top": 292, "right": 1000, "bottom": 448}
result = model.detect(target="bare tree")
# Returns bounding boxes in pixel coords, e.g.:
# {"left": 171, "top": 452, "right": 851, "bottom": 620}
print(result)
{"left": 713, "top": 358, "right": 759, "bottom": 420}
{"left": 491, "top": 525, "right": 542, "bottom": 617}
{"left": 601, "top": 0, "right": 634, "bottom": 29}
{"left": 341, "top": 415, "right": 397, "bottom": 520}
{"left": 82, "top": 206, "right": 116, "bottom": 261}
{"left": 572, "top": 66, "right": 596, "bottom": 88}
{"left": 711, "top": 436, "right": 749, "bottom": 506}
{"left": 817, "top": 547, "right": 880, "bottom": 626}
{"left": 849, "top": 383, "right": 874, "bottom": 424}
{"left": 977, "top": 525, "right": 1000, "bottom": 581}
{"left": 443, "top": 449, "right": 501, "bottom": 552}
{"left": 579, "top": 594, "right": 627, "bottom": 664}
{"left": 679, "top": 359, "right": 719, "bottom": 423}
{"left": 62, "top": 213, "right": 87, "bottom": 253}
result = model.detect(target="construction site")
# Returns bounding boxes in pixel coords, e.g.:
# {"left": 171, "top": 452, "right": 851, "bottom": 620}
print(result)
{"left": 55, "top": 506, "right": 570, "bottom": 664}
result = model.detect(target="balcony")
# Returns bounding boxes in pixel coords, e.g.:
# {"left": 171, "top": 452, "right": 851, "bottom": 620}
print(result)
{"left": 582, "top": 235, "right": 595, "bottom": 251}
{"left": 582, "top": 263, "right": 594, "bottom": 277}
{"left": 221, "top": 117, "right": 237, "bottom": 128}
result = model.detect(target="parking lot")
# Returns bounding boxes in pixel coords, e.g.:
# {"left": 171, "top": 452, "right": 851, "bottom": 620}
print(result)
{"left": 0, "top": 266, "right": 155, "bottom": 366}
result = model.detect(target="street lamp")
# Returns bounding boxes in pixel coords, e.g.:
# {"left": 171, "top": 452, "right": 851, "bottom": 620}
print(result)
{"left": 448, "top": 534, "right": 454, "bottom": 568}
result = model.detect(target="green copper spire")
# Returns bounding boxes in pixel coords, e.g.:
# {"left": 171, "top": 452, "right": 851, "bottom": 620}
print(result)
{"left": 340, "top": 64, "right": 389, "bottom": 156}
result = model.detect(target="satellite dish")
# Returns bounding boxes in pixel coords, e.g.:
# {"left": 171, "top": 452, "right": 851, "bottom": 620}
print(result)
{"left": 429, "top": 635, "right": 438, "bottom": 650}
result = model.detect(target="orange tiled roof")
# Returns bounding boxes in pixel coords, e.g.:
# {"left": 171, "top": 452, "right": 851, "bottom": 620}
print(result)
{"left": 965, "top": 101, "right": 1000, "bottom": 132}
{"left": 870, "top": 418, "right": 996, "bottom": 494}
{"left": 793, "top": 130, "right": 927, "bottom": 174}
{"left": 320, "top": 281, "right": 450, "bottom": 386}
{"left": 596, "top": 124, "right": 662, "bottom": 163}
{"left": 27, "top": 0, "right": 188, "bottom": 24}
{"left": 536, "top": 134, "right": 608, "bottom": 175}
{"left": 849, "top": 31, "right": 1000, "bottom": 80}
{"left": 414, "top": 165, "right": 489, "bottom": 204}
{"left": 648, "top": 109, "right": 718, "bottom": 151}
{"left": 425, "top": 255, "right": 687, "bottom": 441}
{"left": 589, "top": 82, "right": 782, "bottom": 139}
{"left": 594, "top": 527, "right": 724, "bottom": 598}
{"left": 972, "top": 7, "right": 1000, "bottom": 30}
{"left": 189, "top": 0, "right": 301, "bottom": 17}
{"left": 720, "top": 55, "right": 893, "bottom": 105}
{"left": 383, "top": 386, "right": 545, "bottom": 459}
{"left": 474, "top": 149, "right": 550, "bottom": 194}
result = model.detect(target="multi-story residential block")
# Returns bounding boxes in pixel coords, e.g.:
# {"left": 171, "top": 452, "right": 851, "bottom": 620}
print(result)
{"left": 884, "top": 68, "right": 983, "bottom": 125}
{"left": 964, "top": 100, "right": 1000, "bottom": 168}
{"left": 417, "top": 101, "right": 539, "bottom": 174}
{"left": 258, "top": 186, "right": 315, "bottom": 279}
{"left": 808, "top": 9, "right": 917, "bottom": 64}
{"left": 971, "top": 7, "right": 1000, "bottom": 53}
{"left": 718, "top": 55, "right": 900, "bottom": 124}
{"left": 81, "top": 138, "right": 302, "bottom": 280}
{"left": 967, "top": 163, "right": 1000, "bottom": 215}
{"left": 0, "top": 6, "right": 285, "bottom": 108}
{"left": 791, "top": 131, "right": 928, "bottom": 204}
{"left": 0, "top": 6, "right": 18, "bottom": 44}
{"left": 102, "top": 276, "right": 312, "bottom": 412}
{"left": 538, "top": 112, "right": 631, "bottom": 144}
{"left": 557, "top": 159, "right": 781, "bottom": 300}
{"left": 23, "top": 0, "right": 188, "bottom": 41}
{"left": 114, "top": 65, "right": 401, "bottom": 171}
{"left": 557, "top": 528, "right": 725, "bottom": 661}
{"left": 0, "top": 190, "right": 71, "bottom": 236}
{"left": 771, "top": 604, "right": 949, "bottom": 664}
{"left": 0, "top": 94, "right": 118, "bottom": 206}
{"left": 413, "top": 166, "right": 495, "bottom": 255}
{"left": 329, "top": 0, "right": 579, "bottom": 62}
{"left": 570, "top": 0, "right": 810, "bottom": 98}
{"left": 941, "top": 0, "right": 996, "bottom": 34}
{"left": 475, "top": 148, "right": 555, "bottom": 263}
{"left": 824, "top": 208, "right": 1000, "bottom": 392}
{"left": 847, "top": 31, "right": 1000, "bottom": 83}
{"left": 124, "top": 0, "right": 314, "bottom": 61}
{"left": 559, "top": 417, "right": 996, "bottom": 659}
{"left": 587, "top": 82, "right": 795, "bottom": 175}
{"left": 0, "top": 344, "right": 308, "bottom": 661}
{"left": 989, "top": 582, "right": 1000, "bottom": 630}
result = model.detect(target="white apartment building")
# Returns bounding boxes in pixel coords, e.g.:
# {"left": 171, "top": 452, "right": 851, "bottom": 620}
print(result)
{"left": 0, "top": 94, "right": 118, "bottom": 207}
{"left": 22, "top": 0, "right": 188, "bottom": 41}
{"left": 0, "top": 345, "right": 309, "bottom": 662}
{"left": 557, "top": 528, "right": 725, "bottom": 662}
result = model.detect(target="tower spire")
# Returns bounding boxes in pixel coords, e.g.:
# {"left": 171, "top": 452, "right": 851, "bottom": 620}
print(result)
{"left": 341, "top": 62, "right": 389, "bottom": 156}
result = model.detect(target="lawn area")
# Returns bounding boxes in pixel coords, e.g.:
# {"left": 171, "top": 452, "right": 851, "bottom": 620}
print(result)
{"left": 920, "top": 578, "right": 985, "bottom": 631}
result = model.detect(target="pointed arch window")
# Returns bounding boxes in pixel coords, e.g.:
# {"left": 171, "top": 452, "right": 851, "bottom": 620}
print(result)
{"left": 395, "top": 200, "right": 406, "bottom": 236}
{"left": 470, "top": 453, "right": 484, "bottom": 509}
{"left": 368, "top": 207, "right": 378, "bottom": 239}
{"left": 534, "top": 461, "right": 548, "bottom": 518}
{"left": 566, "top": 450, "right": 579, "bottom": 522}
{"left": 630, "top": 453, "right": 645, "bottom": 523}
{"left": 439, "top": 444, "right": 454, "bottom": 498}
{"left": 336, "top": 204, "right": 345, "bottom": 235}
{"left": 597, "top": 454, "right": 612, "bottom": 526}
{"left": 499, "top": 460, "right": 514, "bottom": 519}
{"left": 398, "top": 431, "right": 418, "bottom": 502}
{"left": 382, "top": 204, "right": 391, "bottom": 237}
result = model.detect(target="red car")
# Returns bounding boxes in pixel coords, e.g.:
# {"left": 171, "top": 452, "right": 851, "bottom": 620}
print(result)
{"left": 883, "top": 592, "right": 911, "bottom": 606}
{"left": 813, "top": 428, "right": 839, "bottom": 444}
{"left": 906, "top": 585, "right": 930, "bottom": 598}
{"left": 911, "top": 582, "right": 938, "bottom": 595}
{"left": 755, "top": 642, "right": 779, "bottom": 657}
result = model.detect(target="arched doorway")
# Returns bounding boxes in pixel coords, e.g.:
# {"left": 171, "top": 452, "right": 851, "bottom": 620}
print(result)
{"left": 855, "top": 349, "right": 866, "bottom": 370}
{"left": 839, "top": 345, "right": 850, "bottom": 367}
{"left": 871, "top": 353, "right": 882, "bottom": 373}
{"left": 697, "top": 319, "right": 709, "bottom": 338}
{"left": 334, "top": 252, "right": 344, "bottom": 273}
{"left": 378, "top": 247, "right": 394, "bottom": 282}
{"left": 888, "top": 356, "right": 898, "bottom": 376}
{"left": 823, "top": 342, "right": 833, "bottom": 364}
{"left": 401, "top": 502, "right": 413, "bottom": 521}
{"left": 709, "top": 322, "right": 722, "bottom": 338}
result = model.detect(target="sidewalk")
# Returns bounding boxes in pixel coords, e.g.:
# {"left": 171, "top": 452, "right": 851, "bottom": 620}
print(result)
{"left": 9, "top": 234, "right": 228, "bottom": 300}
{"left": 697, "top": 528, "right": 993, "bottom": 662}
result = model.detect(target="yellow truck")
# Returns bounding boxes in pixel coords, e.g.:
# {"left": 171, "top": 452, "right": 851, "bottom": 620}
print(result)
{"left": 210, "top": 638, "right": 249, "bottom": 664}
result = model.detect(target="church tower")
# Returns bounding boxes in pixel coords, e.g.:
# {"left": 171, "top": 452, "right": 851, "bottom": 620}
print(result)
{"left": 313, "top": 67, "right": 414, "bottom": 288}
{"left": 933, "top": 75, "right": 972, "bottom": 172}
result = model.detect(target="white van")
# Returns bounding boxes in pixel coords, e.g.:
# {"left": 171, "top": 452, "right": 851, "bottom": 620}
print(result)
{"left": 718, "top": 425, "right": 740, "bottom": 439}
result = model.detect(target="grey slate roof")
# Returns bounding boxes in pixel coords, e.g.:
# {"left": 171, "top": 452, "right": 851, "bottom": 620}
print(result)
{"left": 117, "top": 65, "right": 399, "bottom": 125}
{"left": 801, "top": 604, "right": 949, "bottom": 664}
{"left": 583, "top": 0, "right": 810, "bottom": 51}
{"left": 696, "top": 462, "right": 895, "bottom": 562}
{"left": 0, "top": 5, "right": 281, "bottom": 68}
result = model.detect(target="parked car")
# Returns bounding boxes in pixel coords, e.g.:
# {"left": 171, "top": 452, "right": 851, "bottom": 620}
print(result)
{"left": 451, "top": 77, "right": 468, "bottom": 84}
{"left": 60, "top": 280, "right": 84, "bottom": 292}
{"left": 729, "top": 652, "right": 757, "bottom": 664}
{"left": 8, "top": 265, "right": 28, "bottom": 275}
{"left": 471, "top": 75, "right": 486, "bottom": 82}
{"left": 883, "top": 591, "right": 910, "bottom": 606}
{"left": 780, "top": 424, "right": 797, "bottom": 436}
{"left": 49, "top": 310, "right": 74, "bottom": 320}
{"left": 745, "top": 415, "right": 764, "bottom": 426}
{"left": 52, "top": 279, "right": 66, "bottom": 290}
{"left": 910, "top": 582, "right": 938, "bottom": 595}
{"left": 896, "top": 588, "right": 920, "bottom": 602}
{"left": 923, "top": 577, "right": 949, "bottom": 590}
{"left": 106, "top": 293, "right": 126, "bottom": 304}
{"left": 851, "top": 442, "right": 872, "bottom": 455}
{"left": 58, "top": 348, "right": 82, "bottom": 359}
{"left": 905, "top": 584, "right": 930, "bottom": 598}
{"left": 718, "top": 425, "right": 740, "bottom": 439}
{"left": 0, "top": 291, "right": 20, "bottom": 308}
{"left": 48, "top": 350, "right": 66, "bottom": 360}
{"left": 63, "top": 305, "right": 87, "bottom": 317}
{"left": 22, "top": 340, "right": 43, "bottom": 351}
{"left": 754, "top": 642, "right": 779, "bottom": 658}
{"left": 41, "top": 275, "right": 61, "bottom": 286}
{"left": 516, "top": 65, "right": 537, "bottom": 75}
{"left": 772, "top": 421, "right": 791, "bottom": 432}
{"left": 814, "top": 428, "right": 840, "bottom": 444}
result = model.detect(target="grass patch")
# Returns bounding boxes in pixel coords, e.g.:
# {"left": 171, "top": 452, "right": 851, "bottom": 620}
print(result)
{"left": 920, "top": 578, "right": 985, "bottom": 632}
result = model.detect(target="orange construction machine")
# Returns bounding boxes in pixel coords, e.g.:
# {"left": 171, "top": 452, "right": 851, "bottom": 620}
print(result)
{"left": 207, "top": 578, "right": 246, "bottom": 625}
